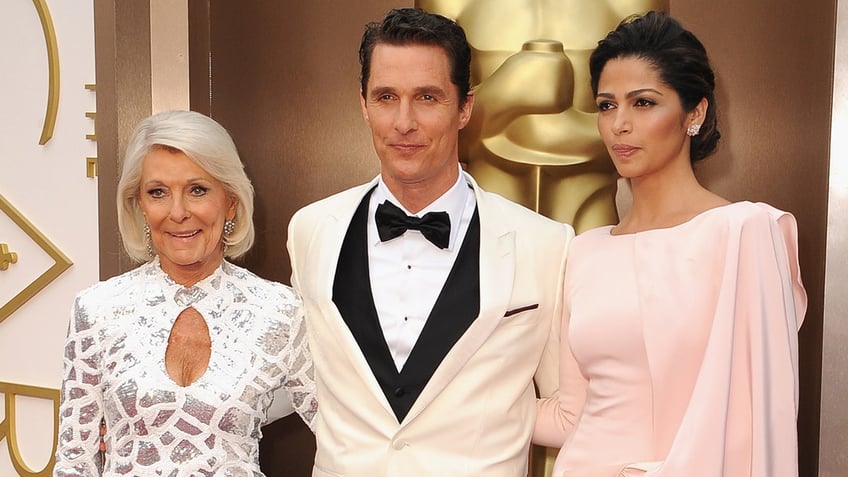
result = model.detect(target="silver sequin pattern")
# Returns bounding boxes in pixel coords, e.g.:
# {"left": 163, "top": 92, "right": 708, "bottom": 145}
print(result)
{"left": 54, "top": 259, "right": 317, "bottom": 476}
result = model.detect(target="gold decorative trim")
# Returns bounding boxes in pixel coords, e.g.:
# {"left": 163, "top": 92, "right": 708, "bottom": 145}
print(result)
{"left": 0, "top": 381, "right": 60, "bottom": 477}
{"left": 86, "top": 157, "right": 98, "bottom": 178}
{"left": 85, "top": 111, "right": 96, "bottom": 141}
{"left": 32, "top": 0, "right": 60, "bottom": 145}
{"left": 0, "top": 194, "right": 72, "bottom": 324}
{"left": 0, "top": 243, "right": 18, "bottom": 270}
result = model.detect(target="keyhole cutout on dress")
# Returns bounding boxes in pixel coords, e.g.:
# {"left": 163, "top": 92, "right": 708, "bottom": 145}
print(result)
{"left": 165, "top": 307, "right": 212, "bottom": 387}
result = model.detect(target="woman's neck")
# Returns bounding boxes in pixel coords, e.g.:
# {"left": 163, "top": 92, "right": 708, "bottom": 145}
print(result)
{"left": 158, "top": 255, "right": 224, "bottom": 288}
{"left": 616, "top": 165, "right": 728, "bottom": 234}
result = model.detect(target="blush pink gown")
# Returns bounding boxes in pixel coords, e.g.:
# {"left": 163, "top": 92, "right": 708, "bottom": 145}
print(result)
{"left": 535, "top": 202, "right": 807, "bottom": 477}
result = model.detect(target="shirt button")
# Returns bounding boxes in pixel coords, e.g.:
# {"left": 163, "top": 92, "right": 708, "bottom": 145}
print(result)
{"left": 393, "top": 387, "right": 405, "bottom": 397}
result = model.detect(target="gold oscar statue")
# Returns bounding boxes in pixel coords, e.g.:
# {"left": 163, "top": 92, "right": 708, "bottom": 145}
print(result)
{"left": 417, "top": 0, "right": 667, "bottom": 233}
{"left": 416, "top": 2, "right": 668, "bottom": 475}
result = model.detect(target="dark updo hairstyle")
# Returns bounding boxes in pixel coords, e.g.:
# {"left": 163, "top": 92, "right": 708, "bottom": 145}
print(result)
{"left": 359, "top": 7, "right": 472, "bottom": 107}
{"left": 589, "top": 11, "right": 720, "bottom": 162}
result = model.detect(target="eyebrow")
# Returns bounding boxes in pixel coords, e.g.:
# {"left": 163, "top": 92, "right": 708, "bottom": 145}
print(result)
{"left": 597, "top": 88, "right": 664, "bottom": 100}
{"left": 142, "top": 177, "right": 210, "bottom": 187}
{"left": 369, "top": 86, "right": 394, "bottom": 98}
{"left": 416, "top": 86, "right": 448, "bottom": 97}
{"left": 368, "top": 85, "right": 449, "bottom": 98}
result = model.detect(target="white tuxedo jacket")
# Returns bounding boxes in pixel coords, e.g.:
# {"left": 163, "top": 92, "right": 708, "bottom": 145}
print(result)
{"left": 287, "top": 173, "right": 573, "bottom": 477}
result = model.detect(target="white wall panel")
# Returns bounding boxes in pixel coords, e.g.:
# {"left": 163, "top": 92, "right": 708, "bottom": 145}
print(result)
{"left": 0, "top": 0, "right": 98, "bottom": 474}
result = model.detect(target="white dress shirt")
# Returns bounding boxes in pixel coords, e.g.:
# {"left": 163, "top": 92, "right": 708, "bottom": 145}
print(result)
{"left": 367, "top": 170, "right": 477, "bottom": 370}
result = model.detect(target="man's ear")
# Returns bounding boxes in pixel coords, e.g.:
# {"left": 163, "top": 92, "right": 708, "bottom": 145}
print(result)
{"left": 459, "top": 91, "right": 474, "bottom": 130}
{"left": 360, "top": 90, "right": 370, "bottom": 124}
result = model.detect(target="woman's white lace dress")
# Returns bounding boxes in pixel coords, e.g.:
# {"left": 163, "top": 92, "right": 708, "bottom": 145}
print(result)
{"left": 54, "top": 258, "right": 317, "bottom": 477}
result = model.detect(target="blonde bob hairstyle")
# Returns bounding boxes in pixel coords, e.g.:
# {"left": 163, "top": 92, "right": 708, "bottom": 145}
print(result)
{"left": 116, "top": 110, "right": 255, "bottom": 263}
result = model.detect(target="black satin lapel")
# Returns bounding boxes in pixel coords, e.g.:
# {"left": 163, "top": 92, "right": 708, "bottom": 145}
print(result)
{"left": 333, "top": 197, "right": 482, "bottom": 423}
{"left": 332, "top": 189, "right": 400, "bottom": 393}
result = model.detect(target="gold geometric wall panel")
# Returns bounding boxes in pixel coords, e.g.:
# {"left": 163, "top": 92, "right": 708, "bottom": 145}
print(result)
{"left": 32, "top": 0, "right": 60, "bottom": 145}
{"left": 0, "top": 381, "right": 60, "bottom": 477}
{"left": 0, "top": 193, "right": 72, "bottom": 324}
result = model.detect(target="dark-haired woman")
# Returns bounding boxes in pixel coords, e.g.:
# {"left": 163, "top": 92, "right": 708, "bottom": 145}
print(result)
{"left": 534, "top": 12, "right": 806, "bottom": 477}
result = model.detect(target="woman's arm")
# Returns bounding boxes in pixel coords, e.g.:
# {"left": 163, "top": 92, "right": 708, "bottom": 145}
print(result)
{"left": 637, "top": 206, "right": 807, "bottom": 477}
{"left": 534, "top": 232, "right": 587, "bottom": 448}
{"left": 533, "top": 314, "right": 588, "bottom": 448}
{"left": 54, "top": 294, "right": 105, "bottom": 477}
{"left": 278, "top": 292, "right": 318, "bottom": 432}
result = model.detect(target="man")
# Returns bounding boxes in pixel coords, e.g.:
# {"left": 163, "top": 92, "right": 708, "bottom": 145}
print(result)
{"left": 287, "top": 8, "right": 573, "bottom": 476}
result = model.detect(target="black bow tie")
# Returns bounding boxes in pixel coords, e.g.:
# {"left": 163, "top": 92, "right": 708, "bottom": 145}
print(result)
{"left": 375, "top": 201, "right": 451, "bottom": 249}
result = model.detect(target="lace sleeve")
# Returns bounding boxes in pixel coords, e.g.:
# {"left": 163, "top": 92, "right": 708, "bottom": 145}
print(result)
{"left": 281, "top": 296, "right": 318, "bottom": 431}
{"left": 54, "top": 294, "right": 104, "bottom": 476}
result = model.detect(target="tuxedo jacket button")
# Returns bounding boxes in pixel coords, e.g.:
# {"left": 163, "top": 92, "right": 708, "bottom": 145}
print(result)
{"left": 392, "top": 440, "right": 407, "bottom": 450}
{"left": 393, "top": 387, "right": 405, "bottom": 397}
